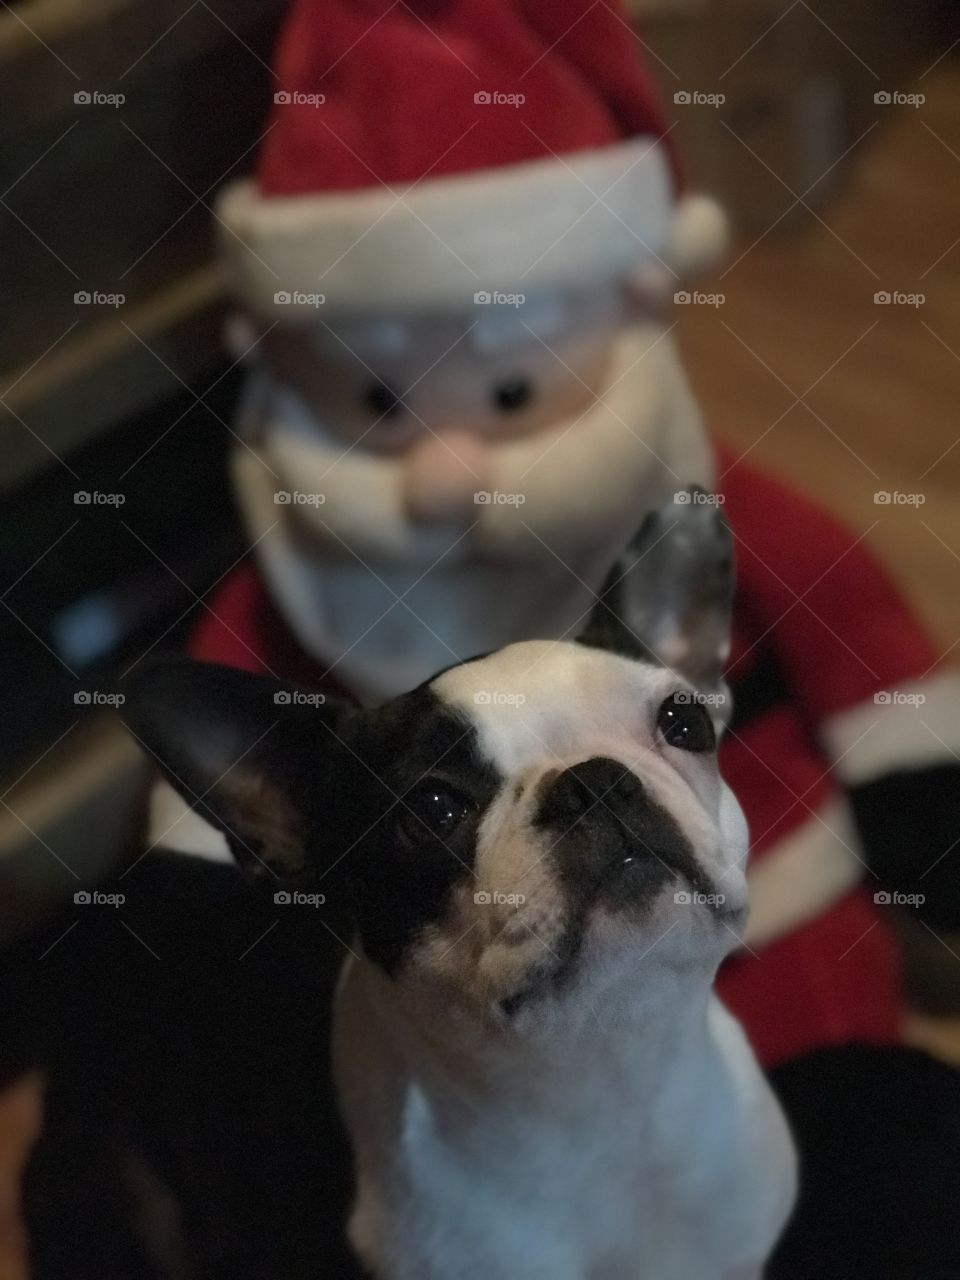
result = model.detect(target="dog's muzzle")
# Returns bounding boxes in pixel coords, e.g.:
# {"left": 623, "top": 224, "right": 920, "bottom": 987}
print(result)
{"left": 534, "top": 756, "right": 712, "bottom": 911}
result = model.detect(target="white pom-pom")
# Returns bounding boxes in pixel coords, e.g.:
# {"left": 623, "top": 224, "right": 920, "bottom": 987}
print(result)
{"left": 666, "top": 194, "right": 729, "bottom": 281}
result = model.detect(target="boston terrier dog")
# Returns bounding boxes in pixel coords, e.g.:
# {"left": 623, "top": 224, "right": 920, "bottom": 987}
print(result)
{"left": 117, "top": 494, "right": 796, "bottom": 1280}
{"left": 9, "top": 495, "right": 794, "bottom": 1279}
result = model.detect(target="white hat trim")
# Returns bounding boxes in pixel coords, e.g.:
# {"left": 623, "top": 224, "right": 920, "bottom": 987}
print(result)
{"left": 217, "top": 137, "right": 681, "bottom": 316}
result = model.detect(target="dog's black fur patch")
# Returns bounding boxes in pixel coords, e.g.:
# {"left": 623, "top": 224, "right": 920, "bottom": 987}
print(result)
{"left": 336, "top": 685, "right": 503, "bottom": 974}
{"left": 3, "top": 852, "right": 367, "bottom": 1280}
{"left": 123, "top": 664, "right": 505, "bottom": 977}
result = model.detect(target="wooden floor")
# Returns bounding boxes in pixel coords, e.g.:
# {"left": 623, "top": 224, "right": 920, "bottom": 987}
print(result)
{"left": 677, "top": 62, "right": 960, "bottom": 656}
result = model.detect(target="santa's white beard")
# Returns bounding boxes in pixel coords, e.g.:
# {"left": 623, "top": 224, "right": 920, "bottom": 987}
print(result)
{"left": 232, "top": 323, "right": 713, "bottom": 702}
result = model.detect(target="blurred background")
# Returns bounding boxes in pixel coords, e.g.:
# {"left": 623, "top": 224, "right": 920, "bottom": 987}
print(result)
{"left": 0, "top": 0, "right": 958, "bottom": 1001}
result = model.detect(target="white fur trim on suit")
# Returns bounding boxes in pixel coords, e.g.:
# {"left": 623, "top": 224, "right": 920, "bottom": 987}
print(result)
{"left": 217, "top": 139, "right": 679, "bottom": 316}
{"left": 821, "top": 671, "right": 960, "bottom": 786}
{"left": 743, "top": 795, "right": 865, "bottom": 950}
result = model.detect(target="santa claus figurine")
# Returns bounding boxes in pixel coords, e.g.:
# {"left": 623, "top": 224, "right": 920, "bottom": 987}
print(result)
{"left": 151, "top": 0, "right": 960, "bottom": 1086}
{"left": 209, "top": 0, "right": 725, "bottom": 703}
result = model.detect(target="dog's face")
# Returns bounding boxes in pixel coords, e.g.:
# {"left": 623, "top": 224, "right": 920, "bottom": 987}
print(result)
{"left": 413, "top": 642, "right": 747, "bottom": 1021}
{"left": 126, "top": 497, "right": 745, "bottom": 1029}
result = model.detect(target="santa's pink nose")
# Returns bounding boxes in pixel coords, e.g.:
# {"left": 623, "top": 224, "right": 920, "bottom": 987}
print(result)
{"left": 403, "top": 430, "right": 491, "bottom": 524}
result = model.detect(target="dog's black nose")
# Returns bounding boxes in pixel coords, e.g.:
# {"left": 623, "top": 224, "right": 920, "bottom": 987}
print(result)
{"left": 539, "top": 756, "right": 645, "bottom": 826}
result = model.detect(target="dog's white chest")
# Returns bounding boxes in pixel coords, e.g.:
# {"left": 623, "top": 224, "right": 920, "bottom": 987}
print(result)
{"left": 393, "top": 1098, "right": 707, "bottom": 1279}
{"left": 335, "top": 974, "right": 795, "bottom": 1280}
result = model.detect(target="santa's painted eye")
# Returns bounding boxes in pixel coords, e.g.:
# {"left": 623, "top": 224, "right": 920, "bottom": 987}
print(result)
{"left": 364, "top": 381, "right": 402, "bottom": 419}
{"left": 492, "top": 376, "right": 533, "bottom": 413}
{"left": 656, "top": 693, "right": 716, "bottom": 753}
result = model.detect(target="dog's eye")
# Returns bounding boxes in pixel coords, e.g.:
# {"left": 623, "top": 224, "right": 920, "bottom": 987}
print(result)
{"left": 396, "top": 782, "right": 474, "bottom": 846}
{"left": 656, "top": 693, "right": 716, "bottom": 753}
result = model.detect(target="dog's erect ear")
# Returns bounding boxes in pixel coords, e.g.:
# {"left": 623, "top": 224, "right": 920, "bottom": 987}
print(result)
{"left": 123, "top": 658, "right": 355, "bottom": 880}
{"left": 580, "top": 491, "right": 734, "bottom": 698}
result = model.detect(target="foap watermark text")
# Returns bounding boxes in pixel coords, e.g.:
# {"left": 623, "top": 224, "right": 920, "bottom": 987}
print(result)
{"left": 274, "top": 691, "right": 326, "bottom": 707}
{"left": 473, "top": 690, "right": 526, "bottom": 707}
{"left": 874, "top": 691, "right": 926, "bottom": 707}
{"left": 874, "top": 490, "right": 925, "bottom": 506}
{"left": 674, "top": 490, "right": 725, "bottom": 506}
{"left": 475, "top": 490, "right": 525, "bottom": 506}
{"left": 275, "top": 890, "right": 327, "bottom": 907}
{"left": 74, "top": 690, "right": 125, "bottom": 707}
{"left": 474, "top": 90, "right": 525, "bottom": 108}
{"left": 674, "top": 90, "right": 725, "bottom": 108}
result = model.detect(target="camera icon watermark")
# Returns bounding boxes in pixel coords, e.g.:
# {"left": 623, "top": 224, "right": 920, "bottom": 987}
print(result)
{"left": 274, "top": 489, "right": 325, "bottom": 506}
{"left": 474, "top": 890, "right": 526, "bottom": 906}
{"left": 673, "top": 89, "right": 725, "bottom": 107}
{"left": 273, "top": 690, "right": 326, "bottom": 707}
{"left": 474, "top": 490, "right": 526, "bottom": 506}
{"left": 74, "top": 89, "right": 125, "bottom": 108}
{"left": 473, "top": 90, "right": 525, "bottom": 108}
{"left": 874, "top": 90, "right": 924, "bottom": 108}
{"left": 473, "top": 690, "right": 526, "bottom": 707}
{"left": 674, "top": 290, "right": 724, "bottom": 307}
{"left": 873, "top": 290, "right": 924, "bottom": 307}
{"left": 274, "top": 889, "right": 326, "bottom": 906}
{"left": 74, "top": 290, "right": 125, "bottom": 308}
{"left": 74, "top": 690, "right": 125, "bottom": 707}
{"left": 873, "top": 889, "right": 925, "bottom": 906}
{"left": 673, "top": 689, "right": 727, "bottom": 707}
{"left": 273, "top": 89, "right": 325, "bottom": 107}
{"left": 74, "top": 889, "right": 124, "bottom": 906}
{"left": 74, "top": 490, "right": 125, "bottom": 506}
{"left": 473, "top": 290, "right": 525, "bottom": 308}
{"left": 874, "top": 690, "right": 926, "bottom": 707}
{"left": 273, "top": 289, "right": 324, "bottom": 308}
{"left": 674, "top": 490, "right": 725, "bottom": 506}
{"left": 873, "top": 490, "right": 925, "bottom": 506}
{"left": 674, "top": 890, "right": 726, "bottom": 906}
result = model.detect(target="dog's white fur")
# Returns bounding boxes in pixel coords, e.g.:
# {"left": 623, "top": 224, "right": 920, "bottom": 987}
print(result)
{"left": 334, "top": 642, "right": 796, "bottom": 1279}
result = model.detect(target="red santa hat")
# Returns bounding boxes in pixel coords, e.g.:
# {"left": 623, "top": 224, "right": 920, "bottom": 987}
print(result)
{"left": 217, "top": 0, "right": 727, "bottom": 319}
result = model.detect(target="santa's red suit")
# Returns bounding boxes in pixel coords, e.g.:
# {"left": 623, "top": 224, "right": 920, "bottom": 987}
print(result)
{"left": 165, "top": 452, "right": 960, "bottom": 1069}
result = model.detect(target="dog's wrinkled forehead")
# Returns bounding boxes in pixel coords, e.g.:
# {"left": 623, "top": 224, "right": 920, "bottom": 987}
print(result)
{"left": 433, "top": 641, "right": 683, "bottom": 775}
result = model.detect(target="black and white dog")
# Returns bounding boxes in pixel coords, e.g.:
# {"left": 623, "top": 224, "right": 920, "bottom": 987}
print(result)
{"left": 9, "top": 496, "right": 797, "bottom": 1279}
